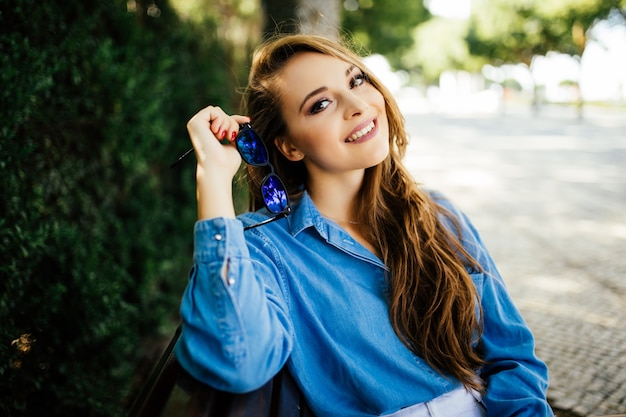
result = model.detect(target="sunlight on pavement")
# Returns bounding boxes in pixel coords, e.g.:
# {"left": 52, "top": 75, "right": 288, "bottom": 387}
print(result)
{"left": 517, "top": 298, "right": 620, "bottom": 328}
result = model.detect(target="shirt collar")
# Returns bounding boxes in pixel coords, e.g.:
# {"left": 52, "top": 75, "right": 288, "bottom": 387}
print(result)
{"left": 288, "top": 191, "right": 329, "bottom": 239}
{"left": 287, "top": 192, "right": 386, "bottom": 269}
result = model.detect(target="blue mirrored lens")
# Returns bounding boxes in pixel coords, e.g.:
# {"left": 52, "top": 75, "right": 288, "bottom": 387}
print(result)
{"left": 261, "top": 175, "right": 288, "bottom": 214}
{"left": 236, "top": 129, "right": 268, "bottom": 165}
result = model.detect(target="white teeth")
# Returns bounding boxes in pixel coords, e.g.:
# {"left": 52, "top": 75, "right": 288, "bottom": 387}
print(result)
{"left": 346, "top": 121, "right": 375, "bottom": 142}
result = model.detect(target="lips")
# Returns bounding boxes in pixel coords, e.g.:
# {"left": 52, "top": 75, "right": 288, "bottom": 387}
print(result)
{"left": 345, "top": 120, "right": 376, "bottom": 143}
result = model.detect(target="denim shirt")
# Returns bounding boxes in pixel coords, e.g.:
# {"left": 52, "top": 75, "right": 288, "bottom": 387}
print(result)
{"left": 175, "top": 191, "right": 554, "bottom": 417}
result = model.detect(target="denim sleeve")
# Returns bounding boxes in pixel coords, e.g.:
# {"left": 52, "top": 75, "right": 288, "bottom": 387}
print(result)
{"left": 174, "top": 218, "right": 293, "bottom": 393}
{"left": 460, "top": 215, "right": 554, "bottom": 416}
{"left": 478, "top": 267, "right": 554, "bottom": 416}
{"left": 431, "top": 192, "right": 554, "bottom": 416}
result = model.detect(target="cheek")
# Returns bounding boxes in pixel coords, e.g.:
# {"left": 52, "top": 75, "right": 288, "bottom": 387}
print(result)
{"left": 377, "top": 97, "right": 390, "bottom": 134}
{"left": 368, "top": 85, "right": 386, "bottom": 105}
{"left": 285, "top": 132, "right": 326, "bottom": 161}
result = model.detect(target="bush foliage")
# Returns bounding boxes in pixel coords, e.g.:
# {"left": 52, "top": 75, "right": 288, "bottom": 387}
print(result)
{"left": 1, "top": 1, "right": 234, "bottom": 415}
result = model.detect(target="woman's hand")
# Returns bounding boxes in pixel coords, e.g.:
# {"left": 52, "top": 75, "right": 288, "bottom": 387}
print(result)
{"left": 187, "top": 106, "right": 250, "bottom": 178}
{"left": 186, "top": 106, "right": 250, "bottom": 220}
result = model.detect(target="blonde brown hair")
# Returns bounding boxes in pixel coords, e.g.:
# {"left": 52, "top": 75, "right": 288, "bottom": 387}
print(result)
{"left": 241, "top": 34, "right": 485, "bottom": 391}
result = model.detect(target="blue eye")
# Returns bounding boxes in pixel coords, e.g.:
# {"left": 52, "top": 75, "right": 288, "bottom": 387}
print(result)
{"left": 309, "top": 98, "right": 332, "bottom": 114}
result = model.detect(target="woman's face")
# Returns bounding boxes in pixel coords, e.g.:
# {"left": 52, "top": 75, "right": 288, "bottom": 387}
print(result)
{"left": 275, "top": 52, "right": 390, "bottom": 179}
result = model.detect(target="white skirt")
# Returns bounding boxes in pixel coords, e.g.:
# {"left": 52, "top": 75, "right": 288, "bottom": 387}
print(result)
{"left": 382, "top": 387, "right": 487, "bottom": 417}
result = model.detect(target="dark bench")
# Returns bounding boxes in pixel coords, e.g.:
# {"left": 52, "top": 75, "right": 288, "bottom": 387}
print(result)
{"left": 127, "top": 326, "right": 315, "bottom": 417}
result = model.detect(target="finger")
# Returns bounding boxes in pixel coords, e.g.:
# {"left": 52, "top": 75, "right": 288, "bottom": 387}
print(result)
{"left": 187, "top": 107, "right": 220, "bottom": 137}
{"left": 215, "top": 114, "right": 246, "bottom": 141}
{"left": 208, "top": 115, "right": 230, "bottom": 140}
{"left": 192, "top": 106, "right": 231, "bottom": 139}
{"left": 218, "top": 115, "right": 248, "bottom": 142}
{"left": 232, "top": 114, "right": 251, "bottom": 125}
{"left": 224, "top": 115, "right": 252, "bottom": 141}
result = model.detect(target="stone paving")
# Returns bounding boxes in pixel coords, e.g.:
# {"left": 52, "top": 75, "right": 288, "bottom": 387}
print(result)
{"left": 402, "top": 103, "right": 626, "bottom": 417}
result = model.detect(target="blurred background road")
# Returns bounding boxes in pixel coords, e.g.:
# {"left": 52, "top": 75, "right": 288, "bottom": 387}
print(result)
{"left": 403, "top": 103, "right": 626, "bottom": 416}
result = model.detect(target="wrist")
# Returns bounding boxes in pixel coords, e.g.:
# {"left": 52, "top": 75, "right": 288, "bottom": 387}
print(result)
{"left": 196, "top": 167, "right": 236, "bottom": 221}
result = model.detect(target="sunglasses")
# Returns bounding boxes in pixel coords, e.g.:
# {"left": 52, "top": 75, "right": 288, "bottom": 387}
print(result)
{"left": 171, "top": 123, "right": 291, "bottom": 230}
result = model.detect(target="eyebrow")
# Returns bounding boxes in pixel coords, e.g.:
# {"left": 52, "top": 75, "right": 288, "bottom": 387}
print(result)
{"left": 298, "top": 64, "right": 357, "bottom": 113}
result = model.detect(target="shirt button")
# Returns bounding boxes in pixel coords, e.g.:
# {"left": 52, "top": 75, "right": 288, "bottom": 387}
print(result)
{"left": 214, "top": 233, "right": 223, "bottom": 241}
{"left": 227, "top": 278, "right": 236, "bottom": 286}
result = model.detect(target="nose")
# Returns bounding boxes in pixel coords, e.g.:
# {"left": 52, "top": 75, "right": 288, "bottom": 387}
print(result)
{"left": 343, "top": 91, "right": 369, "bottom": 119}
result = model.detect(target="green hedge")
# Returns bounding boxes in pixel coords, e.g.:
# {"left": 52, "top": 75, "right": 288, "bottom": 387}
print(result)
{"left": 0, "top": 1, "right": 235, "bottom": 415}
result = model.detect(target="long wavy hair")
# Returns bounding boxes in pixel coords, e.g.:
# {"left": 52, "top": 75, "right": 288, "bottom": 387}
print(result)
{"left": 241, "top": 34, "right": 485, "bottom": 391}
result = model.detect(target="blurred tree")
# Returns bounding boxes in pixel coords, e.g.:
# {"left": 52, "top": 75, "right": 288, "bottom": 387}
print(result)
{"left": 0, "top": 0, "right": 234, "bottom": 415}
{"left": 342, "top": 0, "right": 431, "bottom": 68}
{"left": 261, "top": 0, "right": 341, "bottom": 38}
{"left": 403, "top": 17, "right": 485, "bottom": 83}
{"left": 261, "top": 0, "right": 299, "bottom": 34}
{"left": 169, "top": 0, "right": 263, "bottom": 109}
{"left": 296, "top": 0, "right": 341, "bottom": 38}
{"left": 466, "top": 0, "right": 626, "bottom": 65}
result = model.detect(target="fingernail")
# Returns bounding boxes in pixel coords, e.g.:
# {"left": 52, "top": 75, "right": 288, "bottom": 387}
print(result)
{"left": 220, "top": 130, "right": 226, "bottom": 139}
{"left": 231, "top": 131, "right": 236, "bottom": 141}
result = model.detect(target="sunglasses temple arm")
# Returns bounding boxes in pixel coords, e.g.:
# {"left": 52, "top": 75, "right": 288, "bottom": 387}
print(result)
{"left": 243, "top": 211, "right": 289, "bottom": 231}
{"left": 172, "top": 123, "right": 254, "bottom": 169}
{"left": 170, "top": 147, "right": 194, "bottom": 169}
{"left": 171, "top": 123, "right": 252, "bottom": 169}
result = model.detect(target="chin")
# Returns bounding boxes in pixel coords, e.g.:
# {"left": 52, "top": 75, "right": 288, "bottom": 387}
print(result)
{"left": 367, "top": 145, "right": 391, "bottom": 168}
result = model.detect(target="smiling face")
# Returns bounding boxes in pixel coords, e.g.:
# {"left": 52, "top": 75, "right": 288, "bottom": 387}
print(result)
{"left": 274, "top": 52, "right": 390, "bottom": 181}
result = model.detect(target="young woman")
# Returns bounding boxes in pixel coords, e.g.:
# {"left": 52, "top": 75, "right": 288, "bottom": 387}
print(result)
{"left": 175, "top": 34, "right": 554, "bottom": 417}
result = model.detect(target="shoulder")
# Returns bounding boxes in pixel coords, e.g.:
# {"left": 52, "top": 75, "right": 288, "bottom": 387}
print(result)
{"left": 425, "top": 189, "right": 461, "bottom": 215}
{"left": 424, "top": 188, "right": 470, "bottom": 236}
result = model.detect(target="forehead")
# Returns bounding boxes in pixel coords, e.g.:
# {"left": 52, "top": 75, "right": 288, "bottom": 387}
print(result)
{"left": 282, "top": 51, "right": 350, "bottom": 75}
{"left": 277, "top": 52, "right": 353, "bottom": 104}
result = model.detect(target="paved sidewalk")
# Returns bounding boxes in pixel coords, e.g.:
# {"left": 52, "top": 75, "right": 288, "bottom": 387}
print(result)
{"left": 402, "top": 103, "right": 626, "bottom": 416}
